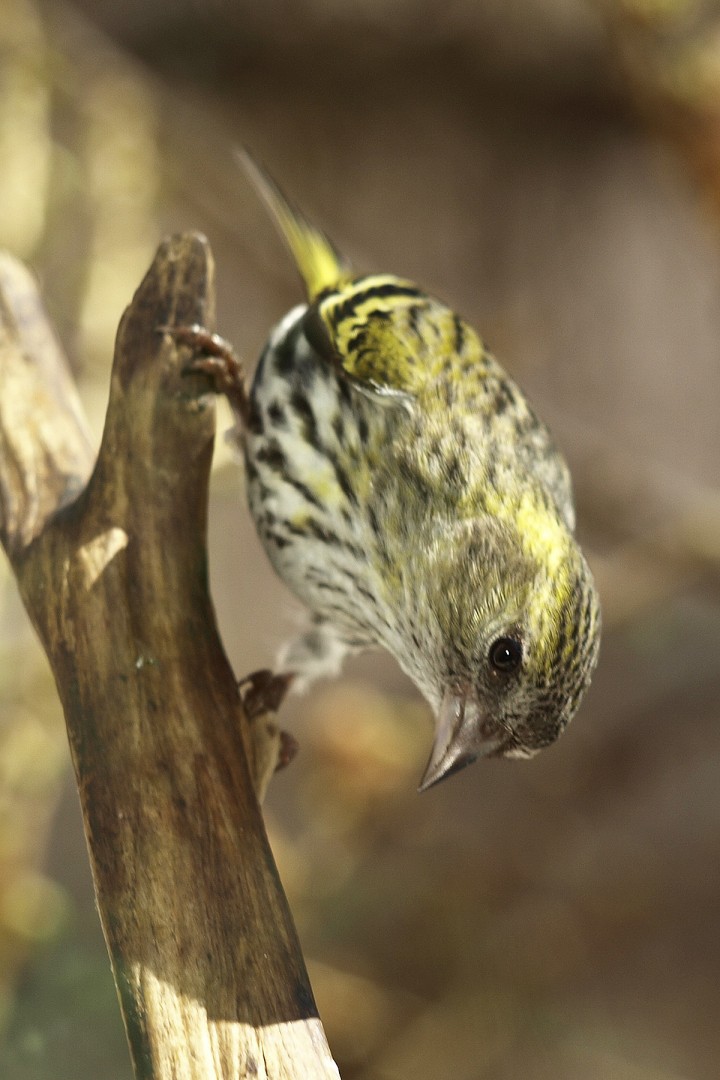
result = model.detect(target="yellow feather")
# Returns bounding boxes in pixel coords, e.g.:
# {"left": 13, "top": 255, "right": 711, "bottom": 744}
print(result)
{"left": 238, "top": 148, "right": 350, "bottom": 299}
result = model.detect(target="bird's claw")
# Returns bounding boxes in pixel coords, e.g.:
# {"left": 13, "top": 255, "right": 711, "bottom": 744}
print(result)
{"left": 159, "top": 323, "right": 249, "bottom": 421}
{"left": 276, "top": 729, "right": 300, "bottom": 772}
{"left": 237, "top": 669, "right": 298, "bottom": 799}
{"left": 239, "top": 668, "right": 295, "bottom": 721}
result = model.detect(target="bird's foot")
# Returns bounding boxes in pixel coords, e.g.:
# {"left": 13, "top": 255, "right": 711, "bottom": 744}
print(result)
{"left": 238, "top": 669, "right": 298, "bottom": 801}
{"left": 160, "top": 323, "right": 249, "bottom": 424}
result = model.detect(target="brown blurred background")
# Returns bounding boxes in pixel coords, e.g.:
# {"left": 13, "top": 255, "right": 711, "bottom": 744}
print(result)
{"left": 1, "top": 1, "right": 720, "bottom": 1077}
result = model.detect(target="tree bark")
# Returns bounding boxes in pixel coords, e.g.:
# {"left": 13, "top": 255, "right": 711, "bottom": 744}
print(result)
{"left": 0, "top": 236, "right": 339, "bottom": 1079}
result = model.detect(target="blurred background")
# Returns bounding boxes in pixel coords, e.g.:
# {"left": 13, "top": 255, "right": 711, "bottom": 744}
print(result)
{"left": 1, "top": 1, "right": 720, "bottom": 1077}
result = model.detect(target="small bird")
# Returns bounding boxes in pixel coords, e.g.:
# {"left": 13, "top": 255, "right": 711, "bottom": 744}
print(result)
{"left": 186, "top": 153, "right": 601, "bottom": 791}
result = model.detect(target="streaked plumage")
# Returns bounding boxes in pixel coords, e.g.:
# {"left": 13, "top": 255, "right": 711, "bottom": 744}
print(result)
{"left": 236, "top": 153, "right": 601, "bottom": 789}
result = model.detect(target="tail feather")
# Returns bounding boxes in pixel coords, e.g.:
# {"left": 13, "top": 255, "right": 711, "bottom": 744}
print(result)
{"left": 237, "top": 147, "right": 350, "bottom": 299}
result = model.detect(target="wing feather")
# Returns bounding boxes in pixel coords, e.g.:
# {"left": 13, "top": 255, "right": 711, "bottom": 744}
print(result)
{"left": 241, "top": 149, "right": 482, "bottom": 398}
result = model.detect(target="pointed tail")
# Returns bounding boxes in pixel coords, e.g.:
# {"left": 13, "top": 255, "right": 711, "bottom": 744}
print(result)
{"left": 237, "top": 147, "right": 351, "bottom": 300}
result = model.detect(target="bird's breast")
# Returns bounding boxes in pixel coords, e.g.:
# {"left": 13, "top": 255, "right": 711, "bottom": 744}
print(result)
{"left": 243, "top": 306, "right": 401, "bottom": 644}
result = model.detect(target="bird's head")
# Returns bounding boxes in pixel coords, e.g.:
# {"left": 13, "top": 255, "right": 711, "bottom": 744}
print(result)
{"left": 408, "top": 507, "right": 601, "bottom": 791}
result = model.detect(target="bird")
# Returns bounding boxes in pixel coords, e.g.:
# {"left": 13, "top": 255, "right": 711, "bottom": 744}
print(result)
{"left": 182, "top": 152, "right": 601, "bottom": 791}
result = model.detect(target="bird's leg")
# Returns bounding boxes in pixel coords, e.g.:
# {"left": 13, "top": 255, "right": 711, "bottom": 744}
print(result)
{"left": 238, "top": 669, "right": 298, "bottom": 802}
{"left": 238, "top": 622, "right": 357, "bottom": 799}
{"left": 279, "top": 617, "right": 359, "bottom": 694}
{"left": 161, "top": 324, "right": 249, "bottom": 428}
{"left": 235, "top": 619, "right": 357, "bottom": 799}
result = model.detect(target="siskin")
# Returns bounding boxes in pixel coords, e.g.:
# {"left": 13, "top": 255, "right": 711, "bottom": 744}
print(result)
{"left": 187, "top": 154, "right": 601, "bottom": 791}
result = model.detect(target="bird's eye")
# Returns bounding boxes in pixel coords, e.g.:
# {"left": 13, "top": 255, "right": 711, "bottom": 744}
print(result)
{"left": 488, "top": 636, "right": 523, "bottom": 674}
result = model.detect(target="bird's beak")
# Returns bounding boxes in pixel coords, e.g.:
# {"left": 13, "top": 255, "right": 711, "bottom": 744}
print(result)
{"left": 418, "top": 686, "right": 500, "bottom": 792}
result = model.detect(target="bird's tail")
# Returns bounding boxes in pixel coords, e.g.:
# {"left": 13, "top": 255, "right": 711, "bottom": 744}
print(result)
{"left": 238, "top": 147, "right": 351, "bottom": 300}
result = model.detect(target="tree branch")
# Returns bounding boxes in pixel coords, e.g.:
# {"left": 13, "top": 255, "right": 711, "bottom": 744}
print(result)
{"left": 0, "top": 236, "right": 339, "bottom": 1079}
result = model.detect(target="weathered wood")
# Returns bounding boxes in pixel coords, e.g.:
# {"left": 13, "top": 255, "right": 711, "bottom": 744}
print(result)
{"left": 0, "top": 237, "right": 339, "bottom": 1079}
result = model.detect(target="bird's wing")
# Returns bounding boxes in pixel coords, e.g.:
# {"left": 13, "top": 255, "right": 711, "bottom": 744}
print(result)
{"left": 309, "top": 279, "right": 483, "bottom": 398}
{"left": 241, "top": 148, "right": 483, "bottom": 398}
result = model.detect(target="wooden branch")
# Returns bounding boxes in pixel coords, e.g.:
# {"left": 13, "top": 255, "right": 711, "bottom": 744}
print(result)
{"left": 0, "top": 237, "right": 340, "bottom": 1079}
